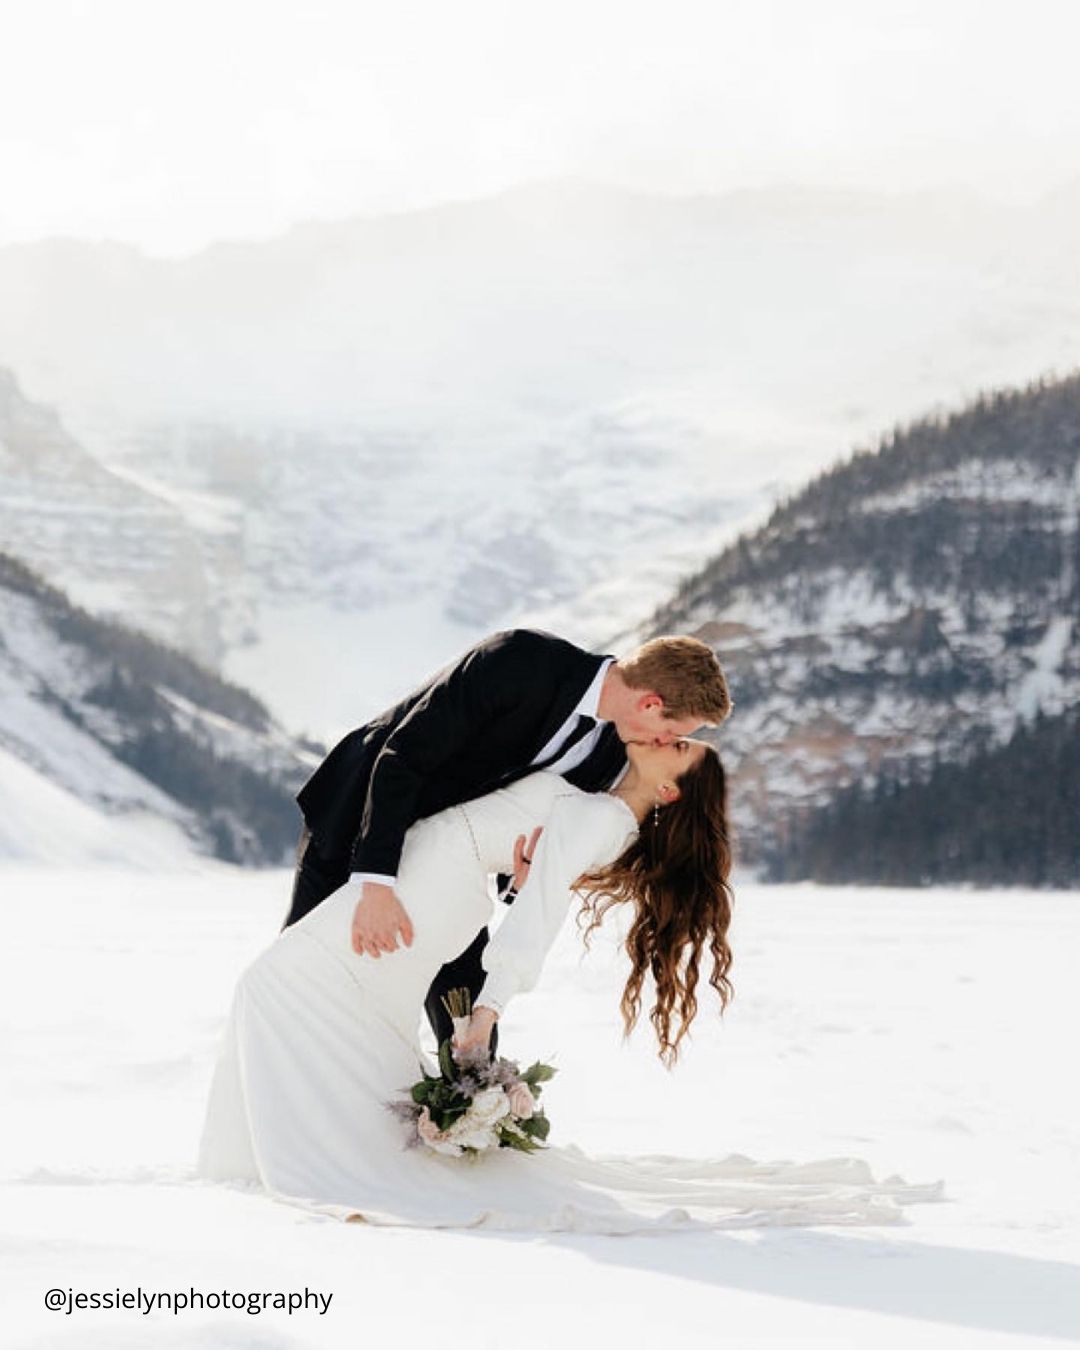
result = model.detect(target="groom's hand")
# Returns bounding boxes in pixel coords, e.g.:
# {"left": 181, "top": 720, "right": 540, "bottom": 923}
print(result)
{"left": 352, "top": 882, "right": 415, "bottom": 958}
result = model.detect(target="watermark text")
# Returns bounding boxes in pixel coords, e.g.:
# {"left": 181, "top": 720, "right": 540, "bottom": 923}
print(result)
{"left": 44, "top": 1286, "right": 333, "bottom": 1316}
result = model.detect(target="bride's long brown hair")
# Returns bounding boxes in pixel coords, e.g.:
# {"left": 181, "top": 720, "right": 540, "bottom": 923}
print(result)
{"left": 573, "top": 747, "right": 734, "bottom": 1069}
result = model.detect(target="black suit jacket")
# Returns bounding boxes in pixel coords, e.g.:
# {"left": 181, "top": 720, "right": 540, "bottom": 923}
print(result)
{"left": 295, "top": 628, "right": 627, "bottom": 875}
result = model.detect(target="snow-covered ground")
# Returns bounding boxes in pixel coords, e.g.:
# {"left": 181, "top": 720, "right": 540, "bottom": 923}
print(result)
{"left": 3, "top": 865, "right": 1078, "bottom": 1348}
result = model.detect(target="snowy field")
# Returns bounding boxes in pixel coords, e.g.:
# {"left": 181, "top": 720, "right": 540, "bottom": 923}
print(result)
{"left": 3, "top": 863, "right": 1078, "bottom": 1349}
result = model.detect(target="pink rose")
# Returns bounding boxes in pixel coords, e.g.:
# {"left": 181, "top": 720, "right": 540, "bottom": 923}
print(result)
{"left": 506, "top": 1083, "right": 535, "bottom": 1120}
{"left": 417, "top": 1106, "right": 441, "bottom": 1143}
{"left": 417, "top": 1106, "right": 464, "bottom": 1156}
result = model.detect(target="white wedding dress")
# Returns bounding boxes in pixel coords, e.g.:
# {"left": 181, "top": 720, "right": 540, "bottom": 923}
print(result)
{"left": 196, "top": 771, "right": 945, "bottom": 1232}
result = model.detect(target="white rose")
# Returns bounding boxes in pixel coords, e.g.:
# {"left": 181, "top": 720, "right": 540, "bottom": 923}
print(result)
{"left": 428, "top": 1138, "right": 466, "bottom": 1157}
{"left": 468, "top": 1087, "right": 513, "bottom": 1128}
{"left": 451, "top": 1124, "right": 500, "bottom": 1152}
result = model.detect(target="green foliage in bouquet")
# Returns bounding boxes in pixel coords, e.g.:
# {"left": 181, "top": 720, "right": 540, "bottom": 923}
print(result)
{"left": 384, "top": 987, "right": 557, "bottom": 1156}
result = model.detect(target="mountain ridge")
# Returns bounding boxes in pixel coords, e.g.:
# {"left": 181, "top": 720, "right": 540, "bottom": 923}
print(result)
{"left": 0, "top": 550, "right": 320, "bottom": 865}
{"left": 644, "top": 368, "right": 1080, "bottom": 878}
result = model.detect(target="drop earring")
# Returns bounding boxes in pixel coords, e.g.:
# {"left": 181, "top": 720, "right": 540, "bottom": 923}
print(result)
{"left": 652, "top": 801, "right": 660, "bottom": 828}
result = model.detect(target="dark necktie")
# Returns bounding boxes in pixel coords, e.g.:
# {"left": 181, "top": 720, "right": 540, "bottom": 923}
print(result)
{"left": 532, "top": 714, "right": 596, "bottom": 771}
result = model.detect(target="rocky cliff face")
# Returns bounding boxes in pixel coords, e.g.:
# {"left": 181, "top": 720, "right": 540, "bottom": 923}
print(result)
{"left": 643, "top": 372, "right": 1080, "bottom": 864}
{"left": 0, "top": 368, "right": 251, "bottom": 665}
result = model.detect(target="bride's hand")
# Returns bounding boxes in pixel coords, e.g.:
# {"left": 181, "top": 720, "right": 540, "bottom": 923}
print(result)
{"left": 452, "top": 1005, "right": 498, "bottom": 1056}
{"left": 512, "top": 826, "right": 543, "bottom": 890}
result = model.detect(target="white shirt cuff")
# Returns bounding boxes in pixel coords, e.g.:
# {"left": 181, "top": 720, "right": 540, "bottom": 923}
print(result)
{"left": 352, "top": 872, "right": 397, "bottom": 889}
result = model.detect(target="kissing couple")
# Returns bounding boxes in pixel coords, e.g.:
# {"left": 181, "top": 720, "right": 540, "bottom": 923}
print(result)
{"left": 197, "top": 627, "right": 943, "bottom": 1231}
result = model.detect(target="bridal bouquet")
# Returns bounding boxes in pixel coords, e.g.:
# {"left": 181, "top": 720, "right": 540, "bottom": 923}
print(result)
{"left": 385, "top": 989, "right": 556, "bottom": 1158}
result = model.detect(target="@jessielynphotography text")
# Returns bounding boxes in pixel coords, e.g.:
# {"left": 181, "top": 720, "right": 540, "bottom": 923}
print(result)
{"left": 44, "top": 1286, "right": 333, "bottom": 1316}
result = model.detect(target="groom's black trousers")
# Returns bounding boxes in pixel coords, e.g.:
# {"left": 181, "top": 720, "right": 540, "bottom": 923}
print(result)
{"left": 282, "top": 826, "right": 500, "bottom": 1057}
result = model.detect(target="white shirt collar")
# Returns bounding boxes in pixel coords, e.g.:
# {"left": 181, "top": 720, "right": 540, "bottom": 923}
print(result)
{"left": 575, "top": 656, "right": 613, "bottom": 722}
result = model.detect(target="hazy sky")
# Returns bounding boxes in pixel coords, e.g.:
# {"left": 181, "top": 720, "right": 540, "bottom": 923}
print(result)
{"left": 3, "top": 0, "right": 1079, "bottom": 256}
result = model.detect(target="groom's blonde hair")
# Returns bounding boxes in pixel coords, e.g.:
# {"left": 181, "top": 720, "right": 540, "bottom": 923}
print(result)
{"left": 619, "top": 635, "right": 733, "bottom": 724}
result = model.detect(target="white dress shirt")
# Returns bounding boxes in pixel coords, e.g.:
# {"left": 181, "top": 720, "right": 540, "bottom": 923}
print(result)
{"left": 527, "top": 656, "right": 612, "bottom": 775}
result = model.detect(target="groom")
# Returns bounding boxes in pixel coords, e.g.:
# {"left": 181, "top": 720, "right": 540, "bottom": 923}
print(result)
{"left": 283, "top": 627, "right": 731, "bottom": 1050}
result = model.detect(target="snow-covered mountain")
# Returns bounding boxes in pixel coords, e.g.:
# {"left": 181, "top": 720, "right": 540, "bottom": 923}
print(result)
{"left": 0, "top": 551, "right": 319, "bottom": 865}
{"left": 0, "top": 369, "right": 249, "bottom": 662}
{"left": 642, "top": 370, "right": 1080, "bottom": 866}
{"left": 0, "top": 365, "right": 755, "bottom": 735}
{"left": 3, "top": 177, "right": 1080, "bottom": 737}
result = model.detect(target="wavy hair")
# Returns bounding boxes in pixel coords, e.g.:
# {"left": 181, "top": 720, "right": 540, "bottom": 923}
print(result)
{"left": 573, "top": 747, "right": 734, "bottom": 1068}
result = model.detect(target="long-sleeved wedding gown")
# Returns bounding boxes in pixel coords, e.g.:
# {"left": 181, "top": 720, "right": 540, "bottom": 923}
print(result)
{"left": 196, "top": 771, "right": 945, "bottom": 1232}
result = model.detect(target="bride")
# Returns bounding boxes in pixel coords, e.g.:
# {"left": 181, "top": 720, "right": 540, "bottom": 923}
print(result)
{"left": 196, "top": 738, "right": 943, "bottom": 1232}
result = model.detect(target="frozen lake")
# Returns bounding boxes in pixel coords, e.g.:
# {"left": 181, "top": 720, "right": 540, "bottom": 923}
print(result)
{"left": 3, "top": 864, "right": 1078, "bottom": 1348}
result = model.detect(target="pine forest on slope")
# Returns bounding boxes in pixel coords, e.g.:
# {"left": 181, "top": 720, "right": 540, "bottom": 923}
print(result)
{"left": 0, "top": 552, "right": 320, "bottom": 864}
{"left": 646, "top": 370, "right": 1080, "bottom": 884}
